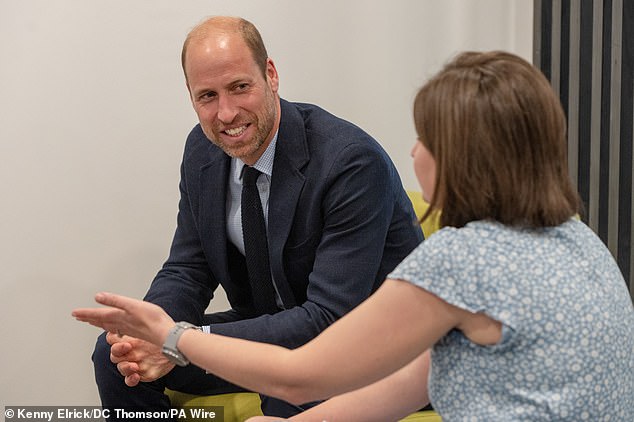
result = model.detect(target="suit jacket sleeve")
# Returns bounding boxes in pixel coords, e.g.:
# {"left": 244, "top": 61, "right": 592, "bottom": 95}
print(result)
{"left": 143, "top": 149, "right": 217, "bottom": 323}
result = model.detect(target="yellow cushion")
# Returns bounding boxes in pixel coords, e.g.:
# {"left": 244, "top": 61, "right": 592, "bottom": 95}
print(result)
{"left": 406, "top": 190, "right": 440, "bottom": 238}
{"left": 166, "top": 389, "right": 263, "bottom": 420}
{"left": 400, "top": 410, "right": 442, "bottom": 421}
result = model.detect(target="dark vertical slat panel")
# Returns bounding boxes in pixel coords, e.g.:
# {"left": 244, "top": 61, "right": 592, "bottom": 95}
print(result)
{"left": 577, "top": 0, "right": 595, "bottom": 222}
{"left": 541, "top": 1, "right": 553, "bottom": 81}
{"left": 560, "top": 1, "right": 571, "bottom": 118}
{"left": 568, "top": 1, "right": 580, "bottom": 191}
{"left": 588, "top": 0, "right": 603, "bottom": 230}
{"left": 608, "top": 0, "right": 622, "bottom": 254}
{"left": 598, "top": 0, "right": 613, "bottom": 241}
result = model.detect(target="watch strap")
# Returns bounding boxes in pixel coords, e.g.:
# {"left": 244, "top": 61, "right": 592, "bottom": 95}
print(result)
{"left": 162, "top": 321, "right": 199, "bottom": 366}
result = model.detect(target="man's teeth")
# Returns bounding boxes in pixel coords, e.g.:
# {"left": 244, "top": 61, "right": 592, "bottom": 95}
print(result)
{"left": 225, "top": 126, "right": 247, "bottom": 136}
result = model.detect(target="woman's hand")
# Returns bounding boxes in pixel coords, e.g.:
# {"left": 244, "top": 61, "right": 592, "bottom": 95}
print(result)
{"left": 72, "top": 292, "right": 175, "bottom": 347}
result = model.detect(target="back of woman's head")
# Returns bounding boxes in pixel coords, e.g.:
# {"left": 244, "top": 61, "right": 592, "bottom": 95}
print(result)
{"left": 414, "top": 51, "right": 580, "bottom": 228}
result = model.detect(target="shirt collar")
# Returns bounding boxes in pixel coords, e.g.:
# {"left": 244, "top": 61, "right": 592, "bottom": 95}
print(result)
{"left": 235, "top": 131, "right": 278, "bottom": 179}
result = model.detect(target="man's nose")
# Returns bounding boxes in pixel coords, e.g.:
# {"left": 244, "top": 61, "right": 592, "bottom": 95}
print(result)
{"left": 217, "top": 95, "right": 238, "bottom": 123}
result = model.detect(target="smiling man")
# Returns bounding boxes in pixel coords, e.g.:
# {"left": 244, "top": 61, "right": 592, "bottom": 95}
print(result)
{"left": 91, "top": 16, "right": 423, "bottom": 419}
{"left": 184, "top": 21, "right": 280, "bottom": 165}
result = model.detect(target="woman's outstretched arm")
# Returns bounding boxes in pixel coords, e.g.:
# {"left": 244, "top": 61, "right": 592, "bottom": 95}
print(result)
{"left": 175, "top": 279, "right": 455, "bottom": 404}
{"left": 73, "top": 279, "right": 459, "bottom": 405}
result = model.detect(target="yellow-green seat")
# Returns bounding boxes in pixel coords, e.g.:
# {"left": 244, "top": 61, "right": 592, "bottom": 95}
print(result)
{"left": 166, "top": 191, "right": 442, "bottom": 421}
{"left": 166, "top": 390, "right": 263, "bottom": 421}
{"left": 406, "top": 190, "right": 440, "bottom": 239}
{"left": 401, "top": 410, "right": 442, "bottom": 421}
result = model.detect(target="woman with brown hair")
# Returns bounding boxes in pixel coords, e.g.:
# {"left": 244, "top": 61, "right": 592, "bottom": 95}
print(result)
{"left": 74, "top": 51, "right": 634, "bottom": 421}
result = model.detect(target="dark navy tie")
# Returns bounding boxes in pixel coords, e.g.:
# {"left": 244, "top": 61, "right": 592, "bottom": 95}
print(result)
{"left": 241, "top": 166, "right": 278, "bottom": 314}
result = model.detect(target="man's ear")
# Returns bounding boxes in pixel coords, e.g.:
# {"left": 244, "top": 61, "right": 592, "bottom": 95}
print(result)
{"left": 266, "top": 58, "right": 280, "bottom": 93}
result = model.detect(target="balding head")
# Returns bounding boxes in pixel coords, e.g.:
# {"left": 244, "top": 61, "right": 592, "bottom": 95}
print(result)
{"left": 181, "top": 16, "right": 269, "bottom": 81}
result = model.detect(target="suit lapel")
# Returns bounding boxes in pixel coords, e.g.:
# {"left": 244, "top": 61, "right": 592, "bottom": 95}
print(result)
{"left": 198, "top": 148, "right": 231, "bottom": 285}
{"left": 268, "top": 100, "right": 309, "bottom": 308}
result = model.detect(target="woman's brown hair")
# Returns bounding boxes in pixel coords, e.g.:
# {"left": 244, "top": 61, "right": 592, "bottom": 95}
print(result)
{"left": 414, "top": 51, "right": 580, "bottom": 229}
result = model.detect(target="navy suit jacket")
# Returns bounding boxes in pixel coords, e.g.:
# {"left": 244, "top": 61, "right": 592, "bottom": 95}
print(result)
{"left": 145, "top": 99, "right": 423, "bottom": 348}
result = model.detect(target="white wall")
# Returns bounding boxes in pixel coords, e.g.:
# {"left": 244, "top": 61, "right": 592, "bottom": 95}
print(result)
{"left": 0, "top": 0, "right": 532, "bottom": 406}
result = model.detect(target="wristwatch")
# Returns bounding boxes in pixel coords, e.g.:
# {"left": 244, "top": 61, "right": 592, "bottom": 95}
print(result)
{"left": 162, "top": 322, "right": 200, "bottom": 367}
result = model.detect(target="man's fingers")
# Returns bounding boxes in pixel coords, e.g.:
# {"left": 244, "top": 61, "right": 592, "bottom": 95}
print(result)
{"left": 105, "top": 331, "right": 122, "bottom": 345}
{"left": 110, "top": 342, "right": 132, "bottom": 363}
{"left": 125, "top": 373, "right": 141, "bottom": 387}
{"left": 117, "top": 361, "right": 140, "bottom": 377}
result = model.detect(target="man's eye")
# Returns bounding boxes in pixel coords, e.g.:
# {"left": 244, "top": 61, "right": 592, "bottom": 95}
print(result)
{"left": 200, "top": 92, "right": 216, "bottom": 100}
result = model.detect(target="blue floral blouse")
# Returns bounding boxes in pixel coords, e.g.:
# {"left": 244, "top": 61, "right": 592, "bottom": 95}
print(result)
{"left": 389, "top": 219, "right": 634, "bottom": 421}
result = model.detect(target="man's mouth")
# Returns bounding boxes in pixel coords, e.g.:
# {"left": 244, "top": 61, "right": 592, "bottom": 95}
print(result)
{"left": 223, "top": 125, "right": 249, "bottom": 137}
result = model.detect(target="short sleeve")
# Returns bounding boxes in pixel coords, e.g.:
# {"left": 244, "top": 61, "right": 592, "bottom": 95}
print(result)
{"left": 388, "top": 224, "right": 519, "bottom": 331}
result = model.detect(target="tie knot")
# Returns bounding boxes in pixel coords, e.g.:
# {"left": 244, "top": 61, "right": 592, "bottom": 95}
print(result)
{"left": 243, "top": 166, "right": 261, "bottom": 187}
